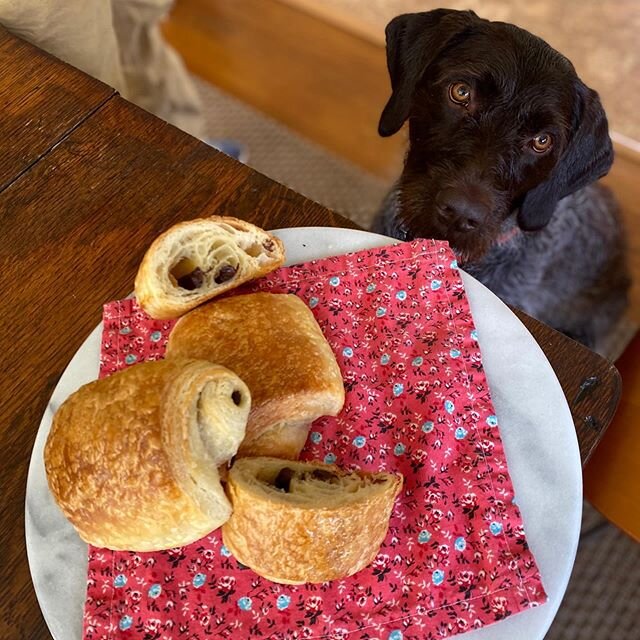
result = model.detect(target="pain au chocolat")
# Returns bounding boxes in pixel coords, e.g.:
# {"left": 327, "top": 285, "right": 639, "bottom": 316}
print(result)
{"left": 135, "top": 216, "right": 285, "bottom": 319}
{"left": 44, "top": 358, "right": 250, "bottom": 551}
{"left": 222, "top": 457, "right": 403, "bottom": 584}
{"left": 166, "top": 292, "right": 345, "bottom": 459}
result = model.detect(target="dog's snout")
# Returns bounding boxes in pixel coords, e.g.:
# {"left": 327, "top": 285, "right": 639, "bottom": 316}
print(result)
{"left": 436, "top": 187, "right": 491, "bottom": 233}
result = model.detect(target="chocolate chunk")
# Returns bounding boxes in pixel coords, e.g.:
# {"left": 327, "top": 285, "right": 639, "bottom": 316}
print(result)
{"left": 262, "top": 239, "right": 275, "bottom": 252}
{"left": 274, "top": 467, "right": 296, "bottom": 493}
{"left": 231, "top": 390, "right": 242, "bottom": 406}
{"left": 177, "top": 267, "right": 205, "bottom": 290}
{"left": 310, "top": 469, "right": 339, "bottom": 483}
{"left": 214, "top": 264, "right": 237, "bottom": 284}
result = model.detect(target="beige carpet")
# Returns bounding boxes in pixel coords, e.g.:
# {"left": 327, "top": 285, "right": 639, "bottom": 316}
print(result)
{"left": 195, "top": 76, "right": 640, "bottom": 639}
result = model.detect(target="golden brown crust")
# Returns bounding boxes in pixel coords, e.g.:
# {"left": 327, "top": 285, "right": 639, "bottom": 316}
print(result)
{"left": 44, "top": 358, "right": 250, "bottom": 551}
{"left": 166, "top": 293, "right": 345, "bottom": 459}
{"left": 134, "top": 215, "right": 285, "bottom": 319}
{"left": 222, "top": 457, "right": 403, "bottom": 584}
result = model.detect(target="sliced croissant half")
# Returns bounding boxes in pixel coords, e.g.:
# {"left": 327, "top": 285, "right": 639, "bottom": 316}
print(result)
{"left": 222, "top": 457, "right": 403, "bottom": 584}
{"left": 135, "top": 215, "right": 285, "bottom": 319}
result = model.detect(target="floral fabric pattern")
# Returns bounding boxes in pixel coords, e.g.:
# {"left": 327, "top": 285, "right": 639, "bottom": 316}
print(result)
{"left": 86, "top": 239, "right": 546, "bottom": 640}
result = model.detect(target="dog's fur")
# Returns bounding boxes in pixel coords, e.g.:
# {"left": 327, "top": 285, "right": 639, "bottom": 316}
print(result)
{"left": 373, "top": 9, "right": 630, "bottom": 349}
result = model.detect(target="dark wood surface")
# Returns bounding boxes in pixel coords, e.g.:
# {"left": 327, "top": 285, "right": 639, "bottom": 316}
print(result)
{"left": 0, "top": 27, "right": 621, "bottom": 640}
{"left": 0, "top": 27, "right": 115, "bottom": 192}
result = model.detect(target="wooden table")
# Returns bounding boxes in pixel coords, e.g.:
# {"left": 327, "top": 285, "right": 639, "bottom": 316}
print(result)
{"left": 0, "top": 27, "right": 622, "bottom": 639}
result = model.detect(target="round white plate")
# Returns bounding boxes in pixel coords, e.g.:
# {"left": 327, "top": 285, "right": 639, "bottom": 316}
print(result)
{"left": 26, "top": 228, "right": 582, "bottom": 640}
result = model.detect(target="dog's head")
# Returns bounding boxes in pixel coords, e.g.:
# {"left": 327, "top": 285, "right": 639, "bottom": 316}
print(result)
{"left": 379, "top": 9, "right": 613, "bottom": 262}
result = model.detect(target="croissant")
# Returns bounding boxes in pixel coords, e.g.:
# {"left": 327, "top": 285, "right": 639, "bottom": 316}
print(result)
{"left": 222, "top": 457, "right": 403, "bottom": 584}
{"left": 166, "top": 293, "right": 345, "bottom": 459}
{"left": 44, "top": 358, "right": 250, "bottom": 551}
{"left": 135, "top": 215, "right": 285, "bottom": 319}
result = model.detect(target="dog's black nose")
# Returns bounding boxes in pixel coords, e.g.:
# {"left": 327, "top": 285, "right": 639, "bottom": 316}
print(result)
{"left": 436, "top": 188, "right": 489, "bottom": 232}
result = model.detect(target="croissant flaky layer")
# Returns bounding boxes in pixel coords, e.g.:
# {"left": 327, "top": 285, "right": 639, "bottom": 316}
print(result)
{"left": 222, "top": 457, "right": 403, "bottom": 584}
{"left": 166, "top": 293, "right": 345, "bottom": 460}
{"left": 134, "top": 215, "right": 285, "bottom": 319}
{"left": 44, "top": 358, "right": 250, "bottom": 551}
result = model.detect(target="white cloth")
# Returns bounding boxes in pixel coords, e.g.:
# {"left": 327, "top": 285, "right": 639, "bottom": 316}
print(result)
{"left": 0, "top": 0, "right": 204, "bottom": 137}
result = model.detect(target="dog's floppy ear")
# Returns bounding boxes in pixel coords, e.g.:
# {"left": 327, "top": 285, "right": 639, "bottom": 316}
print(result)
{"left": 378, "top": 9, "right": 480, "bottom": 137}
{"left": 518, "top": 82, "right": 613, "bottom": 231}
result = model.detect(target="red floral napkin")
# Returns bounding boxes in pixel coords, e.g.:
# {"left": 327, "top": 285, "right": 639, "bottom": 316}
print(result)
{"left": 84, "top": 239, "right": 546, "bottom": 640}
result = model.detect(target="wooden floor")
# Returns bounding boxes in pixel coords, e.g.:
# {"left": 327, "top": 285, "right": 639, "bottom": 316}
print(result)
{"left": 164, "top": 0, "right": 640, "bottom": 539}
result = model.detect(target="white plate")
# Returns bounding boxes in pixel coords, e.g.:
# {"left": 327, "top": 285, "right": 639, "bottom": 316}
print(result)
{"left": 25, "top": 228, "right": 582, "bottom": 640}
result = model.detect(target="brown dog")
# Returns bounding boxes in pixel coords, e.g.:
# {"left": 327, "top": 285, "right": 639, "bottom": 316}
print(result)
{"left": 374, "top": 9, "right": 629, "bottom": 349}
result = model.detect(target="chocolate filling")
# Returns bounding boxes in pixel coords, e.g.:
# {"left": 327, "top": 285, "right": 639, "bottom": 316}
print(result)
{"left": 273, "top": 467, "right": 295, "bottom": 492}
{"left": 231, "top": 390, "right": 242, "bottom": 406}
{"left": 176, "top": 267, "right": 205, "bottom": 290}
{"left": 262, "top": 239, "right": 275, "bottom": 252}
{"left": 309, "top": 469, "right": 339, "bottom": 483}
{"left": 214, "top": 264, "right": 237, "bottom": 284}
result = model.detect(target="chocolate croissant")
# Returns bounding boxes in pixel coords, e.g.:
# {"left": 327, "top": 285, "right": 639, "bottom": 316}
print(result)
{"left": 222, "top": 457, "right": 403, "bottom": 584}
{"left": 44, "top": 358, "right": 250, "bottom": 551}
{"left": 135, "top": 215, "right": 285, "bottom": 319}
{"left": 166, "top": 293, "right": 345, "bottom": 460}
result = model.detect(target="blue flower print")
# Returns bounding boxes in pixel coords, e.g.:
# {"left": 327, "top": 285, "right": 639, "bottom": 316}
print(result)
{"left": 220, "top": 545, "right": 232, "bottom": 557}
{"left": 366, "top": 283, "right": 376, "bottom": 293}
{"left": 486, "top": 415, "right": 499, "bottom": 427}
{"left": 380, "top": 354, "right": 391, "bottom": 365}
{"left": 418, "top": 529, "right": 431, "bottom": 544}
{"left": 150, "top": 330, "right": 162, "bottom": 342}
{"left": 329, "top": 276, "right": 340, "bottom": 286}
{"left": 471, "top": 329, "right": 479, "bottom": 341}
{"left": 431, "top": 279, "right": 442, "bottom": 291}
{"left": 422, "top": 421, "right": 434, "bottom": 433}
{"left": 490, "top": 521, "right": 503, "bottom": 536}
{"left": 238, "top": 596, "right": 253, "bottom": 611}
{"left": 342, "top": 346, "right": 354, "bottom": 358}
{"left": 454, "top": 426, "right": 468, "bottom": 440}
{"left": 450, "top": 259, "right": 458, "bottom": 269}
{"left": 324, "top": 452, "right": 337, "bottom": 464}
{"left": 192, "top": 573, "right": 207, "bottom": 588}
{"left": 432, "top": 569, "right": 445, "bottom": 586}
{"left": 125, "top": 354, "right": 137, "bottom": 365}
{"left": 376, "top": 307, "right": 387, "bottom": 318}
{"left": 148, "top": 583, "right": 162, "bottom": 598}
{"left": 113, "top": 574, "right": 127, "bottom": 588}
{"left": 309, "top": 296, "right": 319, "bottom": 309}
{"left": 396, "top": 290, "right": 407, "bottom": 301}
{"left": 119, "top": 326, "right": 132, "bottom": 335}
{"left": 353, "top": 435, "right": 366, "bottom": 448}
{"left": 392, "top": 383, "right": 404, "bottom": 397}
{"left": 412, "top": 356, "right": 424, "bottom": 366}
{"left": 119, "top": 615, "right": 133, "bottom": 631}
{"left": 389, "top": 631, "right": 403, "bottom": 640}
{"left": 444, "top": 400, "right": 455, "bottom": 414}
{"left": 454, "top": 536, "right": 466, "bottom": 552}
{"left": 310, "top": 431, "right": 322, "bottom": 444}
{"left": 394, "top": 443, "right": 406, "bottom": 456}
{"left": 450, "top": 348, "right": 461, "bottom": 358}
{"left": 276, "top": 594, "right": 291, "bottom": 610}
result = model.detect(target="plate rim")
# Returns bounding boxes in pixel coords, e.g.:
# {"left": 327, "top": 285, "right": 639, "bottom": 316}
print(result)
{"left": 25, "top": 226, "right": 582, "bottom": 640}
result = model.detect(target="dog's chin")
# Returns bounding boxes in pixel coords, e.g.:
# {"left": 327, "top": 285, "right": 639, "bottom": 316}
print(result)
{"left": 384, "top": 215, "right": 496, "bottom": 265}
{"left": 446, "top": 235, "right": 495, "bottom": 265}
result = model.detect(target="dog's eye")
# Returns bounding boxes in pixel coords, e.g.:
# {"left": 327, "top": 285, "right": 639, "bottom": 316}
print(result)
{"left": 531, "top": 133, "right": 553, "bottom": 153}
{"left": 449, "top": 83, "right": 471, "bottom": 106}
